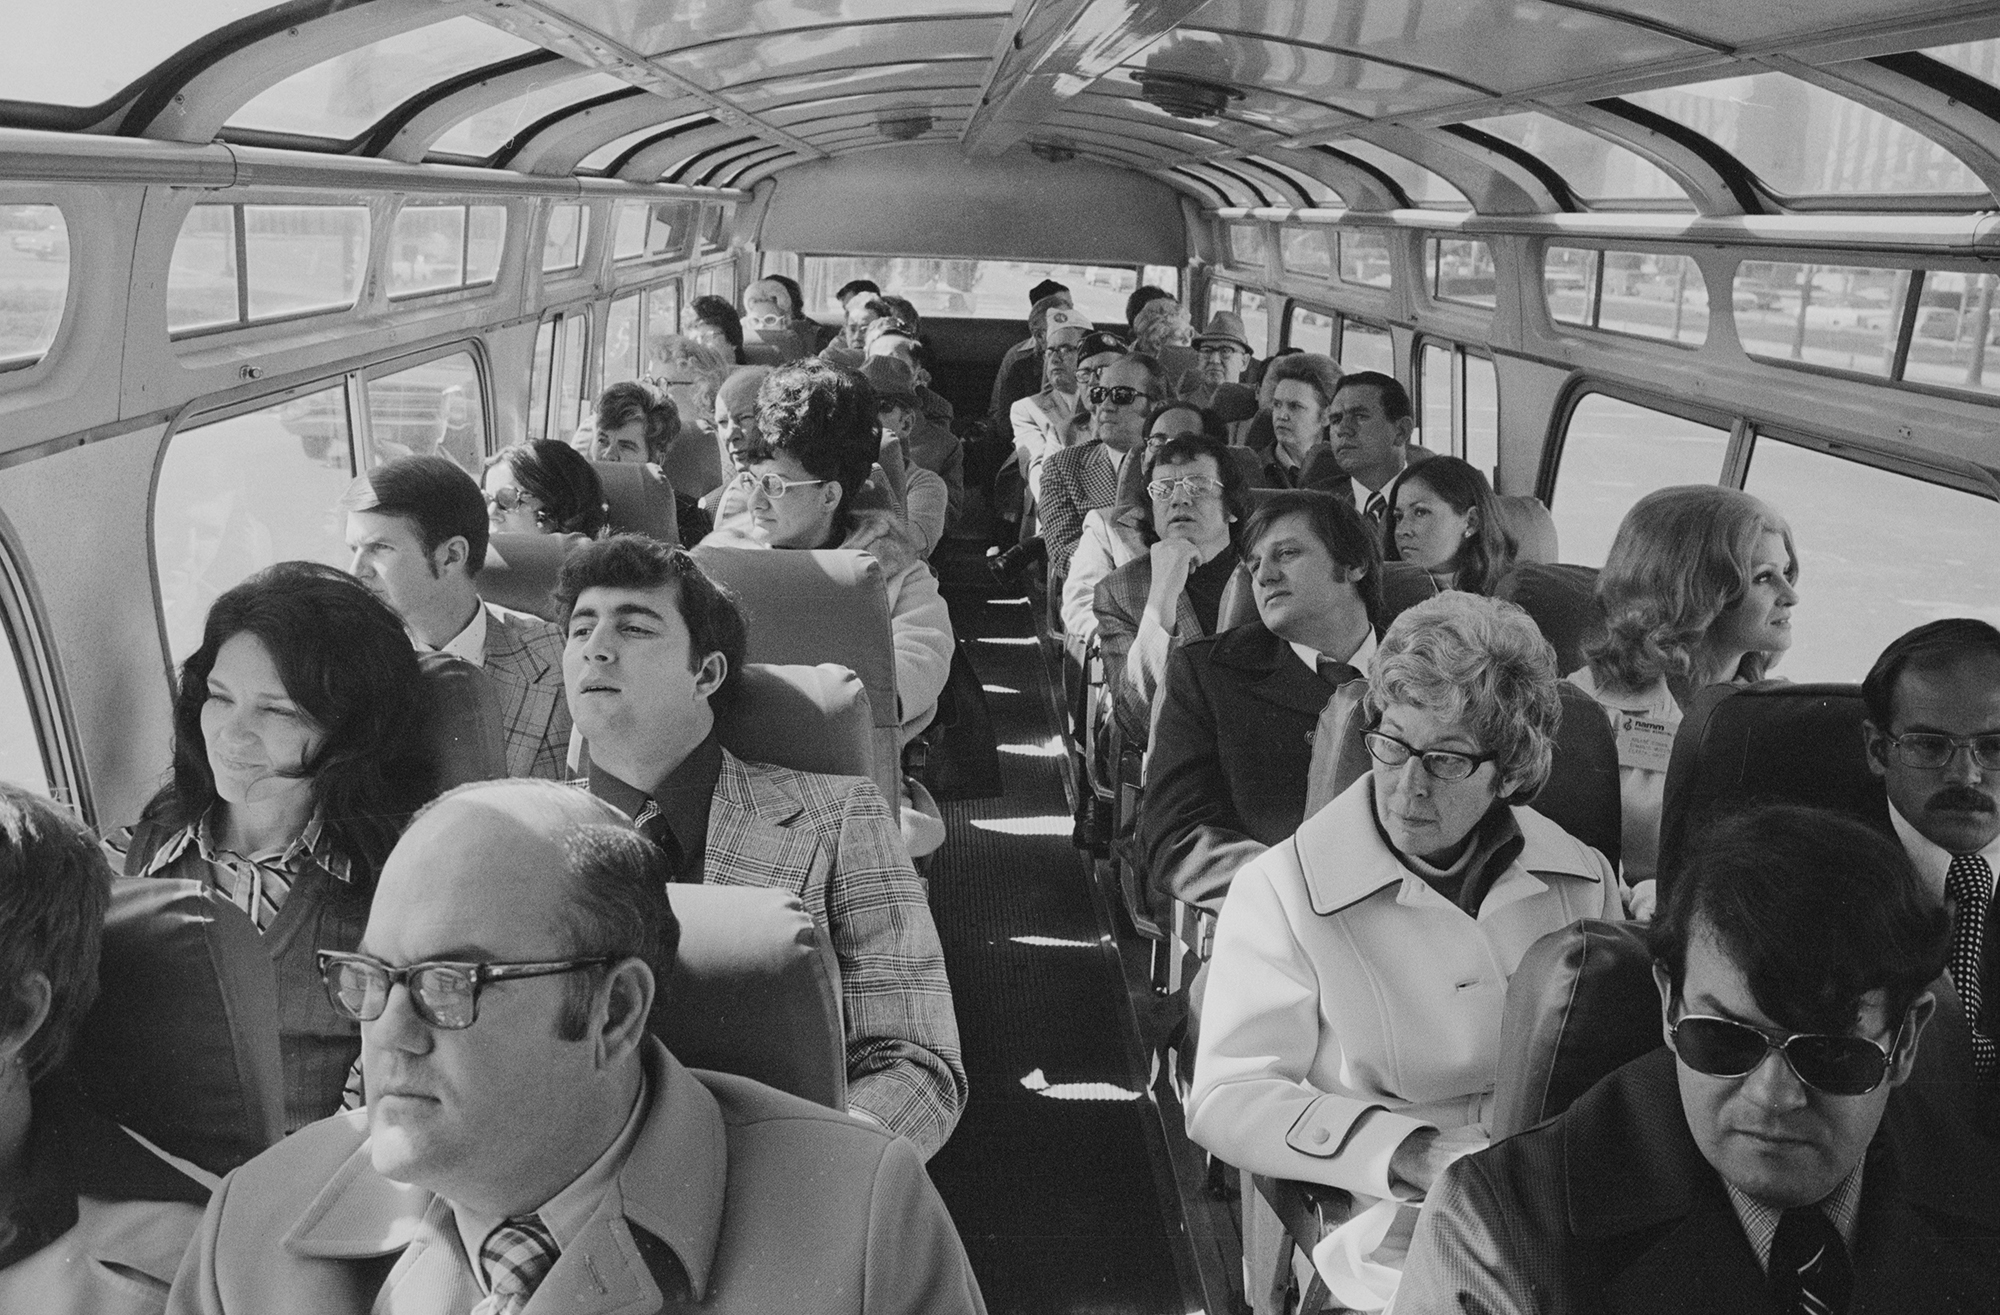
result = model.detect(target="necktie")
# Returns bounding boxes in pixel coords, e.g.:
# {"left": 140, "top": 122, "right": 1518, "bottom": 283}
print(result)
{"left": 631, "top": 797, "right": 686, "bottom": 880}
{"left": 478, "top": 1215, "right": 560, "bottom": 1315}
{"left": 1363, "top": 491, "right": 1387, "bottom": 523}
{"left": 1945, "top": 851, "right": 1996, "bottom": 1077}
{"left": 1316, "top": 656, "right": 1362, "bottom": 690}
{"left": 1769, "top": 1207, "right": 1851, "bottom": 1315}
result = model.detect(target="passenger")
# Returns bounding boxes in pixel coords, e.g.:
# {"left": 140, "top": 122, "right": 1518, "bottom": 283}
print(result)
{"left": 119, "top": 562, "right": 434, "bottom": 1131}
{"left": 1399, "top": 804, "right": 2000, "bottom": 1314}
{"left": 557, "top": 538, "right": 967, "bottom": 1156}
{"left": 1862, "top": 618, "right": 2000, "bottom": 1083}
{"left": 833, "top": 276, "right": 881, "bottom": 307}
{"left": 1187, "top": 592, "right": 1624, "bottom": 1304}
{"left": 1185, "top": 310, "right": 1254, "bottom": 406}
{"left": 1143, "top": 492, "right": 1382, "bottom": 915}
{"left": 1124, "top": 283, "right": 1173, "bottom": 336}
{"left": 166, "top": 780, "right": 986, "bottom": 1314}
{"left": 1040, "top": 353, "right": 1162, "bottom": 581}
{"left": 860, "top": 352, "right": 956, "bottom": 549}
{"left": 709, "top": 361, "right": 953, "bottom": 750}
{"left": 764, "top": 272, "right": 823, "bottom": 351}
{"left": 1132, "top": 296, "right": 1199, "bottom": 399}
{"left": 876, "top": 293, "right": 922, "bottom": 335}
{"left": 683, "top": 294, "right": 748, "bottom": 366}
{"left": 739, "top": 277, "right": 808, "bottom": 361}
{"left": 708, "top": 365, "right": 774, "bottom": 497}
{"left": 483, "top": 440, "right": 608, "bottom": 538}
{"left": 341, "top": 456, "right": 572, "bottom": 779}
{"left": 1329, "top": 369, "right": 1418, "bottom": 528}
{"left": 1091, "top": 431, "right": 1248, "bottom": 750}
{"left": 0, "top": 784, "right": 208, "bottom": 1315}
{"left": 586, "top": 379, "right": 678, "bottom": 464}
{"left": 988, "top": 287, "right": 1072, "bottom": 445}
{"left": 1008, "top": 307, "right": 1093, "bottom": 506}
{"left": 1251, "top": 352, "right": 1348, "bottom": 491}
{"left": 1570, "top": 486, "right": 1799, "bottom": 893}
{"left": 644, "top": 333, "right": 732, "bottom": 441}
{"left": 865, "top": 322, "right": 956, "bottom": 428}
{"left": 821, "top": 295, "right": 891, "bottom": 369}
{"left": 1388, "top": 454, "right": 1517, "bottom": 594}
{"left": 1061, "top": 399, "right": 1222, "bottom": 643}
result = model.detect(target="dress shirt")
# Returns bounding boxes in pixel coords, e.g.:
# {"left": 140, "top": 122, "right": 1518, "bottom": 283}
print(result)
{"left": 1725, "top": 1164, "right": 1864, "bottom": 1271}
{"left": 418, "top": 603, "right": 488, "bottom": 666}
{"left": 1888, "top": 802, "right": 2000, "bottom": 907}
{"left": 589, "top": 732, "right": 724, "bottom": 881}
{"left": 158, "top": 809, "right": 352, "bottom": 927}
{"left": 451, "top": 1073, "right": 651, "bottom": 1292}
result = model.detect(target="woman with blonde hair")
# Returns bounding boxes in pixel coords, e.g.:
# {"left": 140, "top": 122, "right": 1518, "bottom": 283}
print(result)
{"left": 1571, "top": 484, "right": 1800, "bottom": 890}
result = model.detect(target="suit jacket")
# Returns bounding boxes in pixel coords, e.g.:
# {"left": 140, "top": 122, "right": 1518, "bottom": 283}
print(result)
{"left": 1397, "top": 1047, "right": 2000, "bottom": 1315}
{"left": 1093, "top": 550, "right": 1224, "bottom": 751}
{"left": 1041, "top": 439, "right": 1124, "bottom": 581}
{"left": 1141, "top": 623, "right": 1367, "bottom": 915}
{"left": 167, "top": 1039, "right": 987, "bottom": 1315}
{"left": 703, "top": 751, "right": 966, "bottom": 1159}
{"left": 1245, "top": 436, "right": 1351, "bottom": 495}
{"left": 481, "top": 601, "right": 572, "bottom": 780}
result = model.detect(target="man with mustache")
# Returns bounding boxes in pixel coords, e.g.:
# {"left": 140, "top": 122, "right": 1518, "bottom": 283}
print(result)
{"left": 1863, "top": 618, "right": 2000, "bottom": 1094}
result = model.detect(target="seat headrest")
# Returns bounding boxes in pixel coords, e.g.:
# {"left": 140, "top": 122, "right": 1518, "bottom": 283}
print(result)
{"left": 1530, "top": 679, "right": 1623, "bottom": 872}
{"left": 61, "top": 878, "right": 285, "bottom": 1175}
{"left": 661, "top": 431, "right": 724, "bottom": 503}
{"left": 1657, "top": 681, "right": 1889, "bottom": 900}
{"left": 1378, "top": 562, "right": 1437, "bottom": 633}
{"left": 416, "top": 652, "right": 508, "bottom": 789}
{"left": 1495, "top": 562, "right": 1603, "bottom": 677}
{"left": 715, "top": 663, "right": 875, "bottom": 782}
{"left": 1492, "top": 495, "right": 1558, "bottom": 565}
{"left": 654, "top": 884, "right": 846, "bottom": 1109}
{"left": 1491, "top": 918, "right": 1659, "bottom": 1139}
{"left": 478, "top": 531, "right": 587, "bottom": 621}
{"left": 593, "top": 461, "right": 679, "bottom": 543}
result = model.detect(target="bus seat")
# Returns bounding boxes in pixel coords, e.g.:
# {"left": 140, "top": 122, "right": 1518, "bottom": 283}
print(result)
{"left": 594, "top": 460, "right": 678, "bottom": 543}
{"left": 1380, "top": 562, "right": 1435, "bottom": 631}
{"left": 1656, "top": 682, "right": 1890, "bottom": 900}
{"left": 656, "top": 883, "right": 846, "bottom": 1110}
{"left": 1493, "top": 495, "right": 1558, "bottom": 565}
{"left": 61, "top": 878, "right": 285, "bottom": 1177}
{"left": 416, "top": 652, "right": 509, "bottom": 789}
{"left": 1496, "top": 562, "right": 1603, "bottom": 677}
{"left": 1533, "top": 680, "right": 1623, "bottom": 872}
{"left": 662, "top": 431, "right": 724, "bottom": 504}
{"left": 478, "top": 531, "right": 587, "bottom": 621}
{"left": 714, "top": 662, "right": 876, "bottom": 783}
{"left": 690, "top": 546, "right": 902, "bottom": 809}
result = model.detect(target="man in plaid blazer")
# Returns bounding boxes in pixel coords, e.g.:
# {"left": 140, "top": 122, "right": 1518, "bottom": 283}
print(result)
{"left": 557, "top": 534, "right": 966, "bottom": 1159}
{"left": 1040, "top": 353, "right": 1161, "bottom": 583}
{"left": 341, "top": 456, "right": 573, "bottom": 778}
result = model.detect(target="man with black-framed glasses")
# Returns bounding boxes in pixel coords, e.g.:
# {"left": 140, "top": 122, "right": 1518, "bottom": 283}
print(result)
{"left": 1863, "top": 618, "right": 2000, "bottom": 1089}
{"left": 168, "top": 779, "right": 986, "bottom": 1315}
{"left": 1399, "top": 804, "right": 2000, "bottom": 1314}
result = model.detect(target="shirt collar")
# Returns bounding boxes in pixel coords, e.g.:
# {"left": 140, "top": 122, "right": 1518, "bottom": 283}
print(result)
{"left": 1290, "top": 629, "right": 1376, "bottom": 680}
{"left": 147, "top": 805, "right": 352, "bottom": 886}
{"left": 419, "top": 603, "right": 487, "bottom": 667}
{"left": 1887, "top": 801, "right": 2000, "bottom": 905}
{"left": 450, "top": 1071, "right": 651, "bottom": 1291}
{"left": 1725, "top": 1162, "right": 1865, "bottom": 1271}
{"left": 587, "top": 732, "right": 724, "bottom": 877}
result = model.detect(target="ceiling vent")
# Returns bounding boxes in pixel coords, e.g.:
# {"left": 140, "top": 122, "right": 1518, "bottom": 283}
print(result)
{"left": 1134, "top": 71, "right": 1241, "bottom": 120}
{"left": 1030, "top": 139, "right": 1077, "bottom": 164}
{"left": 876, "top": 107, "right": 934, "bottom": 141}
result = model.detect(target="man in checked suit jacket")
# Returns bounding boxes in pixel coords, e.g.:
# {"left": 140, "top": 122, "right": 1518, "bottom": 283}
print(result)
{"left": 1040, "top": 353, "right": 1161, "bottom": 583}
{"left": 557, "top": 534, "right": 966, "bottom": 1159}
{"left": 1397, "top": 806, "right": 2000, "bottom": 1315}
{"left": 342, "top": 457, "right": 572, "bottom": 778}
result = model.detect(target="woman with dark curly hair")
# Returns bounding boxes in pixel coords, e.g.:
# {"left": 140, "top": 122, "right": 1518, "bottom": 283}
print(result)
{"left": 1387, "top": 454, "right": 1517, "bottom": 595}
{"left": 685, "top": 293, "right": 749, "bottom": 365}
{"left": 117, "top": 562, "right": 435, "bottom": 1129}
{"left": 483, "top": 439, "right": 607, "bottom": 538}
{"left": 1570, "top": 485, "right": 1800, "bottom": 892}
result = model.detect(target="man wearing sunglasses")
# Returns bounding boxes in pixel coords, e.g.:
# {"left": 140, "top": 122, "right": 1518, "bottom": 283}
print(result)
{"left": 168, "top": 780, "right": 985, "bottom": 1315}
{"left": 1399, "top": 804, "right": 2000, "bottom": 1314}
{"left": 1863, "top": 618, "right": 2000, "bottom": 1096}
{"left": 1039, "top": 354, "right": 1164, "bottom": 583}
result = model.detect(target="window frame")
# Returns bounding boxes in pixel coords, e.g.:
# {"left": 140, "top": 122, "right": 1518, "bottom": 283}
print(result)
{"left": 0, "top": 197, "right": 74, "bottom": 378}
{"left": 0, "top": 524, "right": 82, "bottom": 814}
{"left": 1424, "top": 235, "right": 1499, "bottom": 311}
{"left": 356, "top": 340, "right": 492, "bottom": 470}
{"left": 1542, "top": 242, "right": 1712, "bottom": 350}
{"left": 167, "top": 199, "right": 373, "bottom": 342}
{"left": 1416, "top": 335, "right": 1500, "bottom": 465}
{"left": 1537, "top": 376, "right": 1747, "bottom": 511}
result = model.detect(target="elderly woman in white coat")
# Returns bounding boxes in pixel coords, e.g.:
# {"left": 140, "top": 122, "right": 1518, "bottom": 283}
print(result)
{"left": 1185, "top": 591, "right": 1624, "bottom": 1307}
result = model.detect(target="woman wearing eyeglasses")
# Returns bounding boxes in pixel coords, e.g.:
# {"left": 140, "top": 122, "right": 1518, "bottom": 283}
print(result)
{"left": 117, "top": 563, "right": 435, "bottom": 1132}
{"left": 1570, "top": 485, "right": 1800, "bottom": 900}
{"left": 482, "top": 439, "right": 608, "bottom": 538}
{"left": 1187, "top": 592, "right": 1626, "bottom": 1308}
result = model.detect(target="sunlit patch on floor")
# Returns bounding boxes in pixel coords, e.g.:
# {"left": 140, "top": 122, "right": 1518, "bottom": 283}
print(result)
{"left": 970, "top": 815, "right": 1072, "bottom": 836}
{"left": 1020, "top": 1068, "right": 1145, "bottom": 1101}
{"left": 998, "top": 737, "right": 1065, "bottom": 758}
{"left": 988, "top": 596, "right": 1031, "bottom": 606}
{"left": 1010, "top": 934, "right": 1100, "bottom": 949}
{"left": 981, "top": 683, "right": 1021, "bottom": 695}
{"left": 976, "top": 635, "right": 1040, "bottom": 646}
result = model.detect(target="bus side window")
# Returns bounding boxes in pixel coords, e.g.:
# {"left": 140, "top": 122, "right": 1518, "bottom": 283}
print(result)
{"left": 1548, "top": 392, "right": 1728, "bottom": 568}
{"left": 1287, "top": 304, "right": 1334, "bottom": 355}
{"left": 0, "top": 567, "right": 56, "bottom": 800}
{"left": 364, "top": 351, "right": 486, "bottom": 474}
{"left": 154, "top": 384, "right": 355, "bottom": 661}
{"left": 1418, "top": 341, "right": 1498, "bottom": 473}
{"left": 1338, "top": 320, "right": 1394, "bottom": 375}
{"left": 1741, "top": 435, "right": 2000, "bottom": 682}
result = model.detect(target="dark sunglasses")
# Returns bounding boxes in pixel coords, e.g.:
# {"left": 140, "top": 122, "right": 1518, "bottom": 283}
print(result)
{"left": 318, "top": 950, "right": 615, "bottom": 1031}
{"left": 1668, "top": 1013, "right": 1899, "bottom": 1096}
{"left": 1087, "top": 385, "right": 1152, "bottom": 408}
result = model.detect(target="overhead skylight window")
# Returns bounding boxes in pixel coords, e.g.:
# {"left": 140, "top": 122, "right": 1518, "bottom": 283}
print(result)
{"left": 0, "top": 1, "right": 270, "bottom": 107}
{"left": 1327, "top": 141, "right": 1470, "bottom": 210}
{"left": 1465, "top": 113, "right": 1688, "bottom": 205}
{"left": 430, "top": 73, "right": 633, "bottom": 159}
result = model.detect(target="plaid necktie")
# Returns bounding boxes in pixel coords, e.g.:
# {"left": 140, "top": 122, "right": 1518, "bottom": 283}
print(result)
{"left": 1946, "top": 851, "right": 1996, "bottom": 1077}
{"left": 478, "top": 1215, "right": 560, "bottom": 1315}
{"left": 631, "top": 798, "right": 686, "bottom": 880}
{"left": 1769, "top": 1207, "right": 1851, "bottom": 1315}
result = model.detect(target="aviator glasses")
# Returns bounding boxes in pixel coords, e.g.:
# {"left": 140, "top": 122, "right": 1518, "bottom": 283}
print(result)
{"left": 1362, "top": 729, "right": 1497, "bottom": 782}
{"left": 318, "top": 949, "right": 615, "bottom": 1031}
{"left": 1668, "top": 1012, "right": 1899, "bottom": 1096}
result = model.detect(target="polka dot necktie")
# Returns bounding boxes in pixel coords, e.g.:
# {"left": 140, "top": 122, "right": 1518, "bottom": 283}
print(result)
{"left": 478, "top": 1214, "right": 560, "bottom": 1315}
{"left": 1769, "top": 1207, "right": 1851, "bottom": 1315}
{"left": 1945, "top": 851, "right": 1996, "bottom": 1077}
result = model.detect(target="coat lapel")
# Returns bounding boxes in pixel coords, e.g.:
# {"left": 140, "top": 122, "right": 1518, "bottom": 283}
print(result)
{"left": 283, "top": 1131, "right": 481, "bottom": 1314}
{"left": 703, "top": 753, "right": 824, "bottom": 897}
{"left": 480, "top": 606, "right": 543, "bottom": 724}
{"left": 1214, "top": 624, "right": 1333, "bottom": 719}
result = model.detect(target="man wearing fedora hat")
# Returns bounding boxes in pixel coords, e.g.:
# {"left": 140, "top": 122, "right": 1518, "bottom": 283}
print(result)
{"left": 1187, "top": 311, "right": 1255, "bottom": 407}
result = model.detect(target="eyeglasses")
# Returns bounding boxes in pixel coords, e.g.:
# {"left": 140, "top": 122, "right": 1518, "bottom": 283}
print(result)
{"left": 317, "top": 950, "right": 616, "bottom": 1031}
{"left": 732, "top": 471, "right": 830, "bottom": 500}
{"left": 485, "top": 486, "right": 550, "bottom": 526}
{"left": 1147, "top": 475, "right": 1225, "bottom": 501}
{"left": 1881, "top": 731, "right": 2000, "bottom": 771}
{"left": 1362, "top": 729, "right": 1497, "bottom": 782}
{"left": 1087, "top": 385, "right": 1152, "bottom": 408}
{"left": 1045, "top": 345, "right": 1080, "bottom": 361}
{"left": 1668, "top": 1012, "right": 1899, "bottom": 1097}
{"left": 1197, "top": 343, "right": 1245, "bottom": 357}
